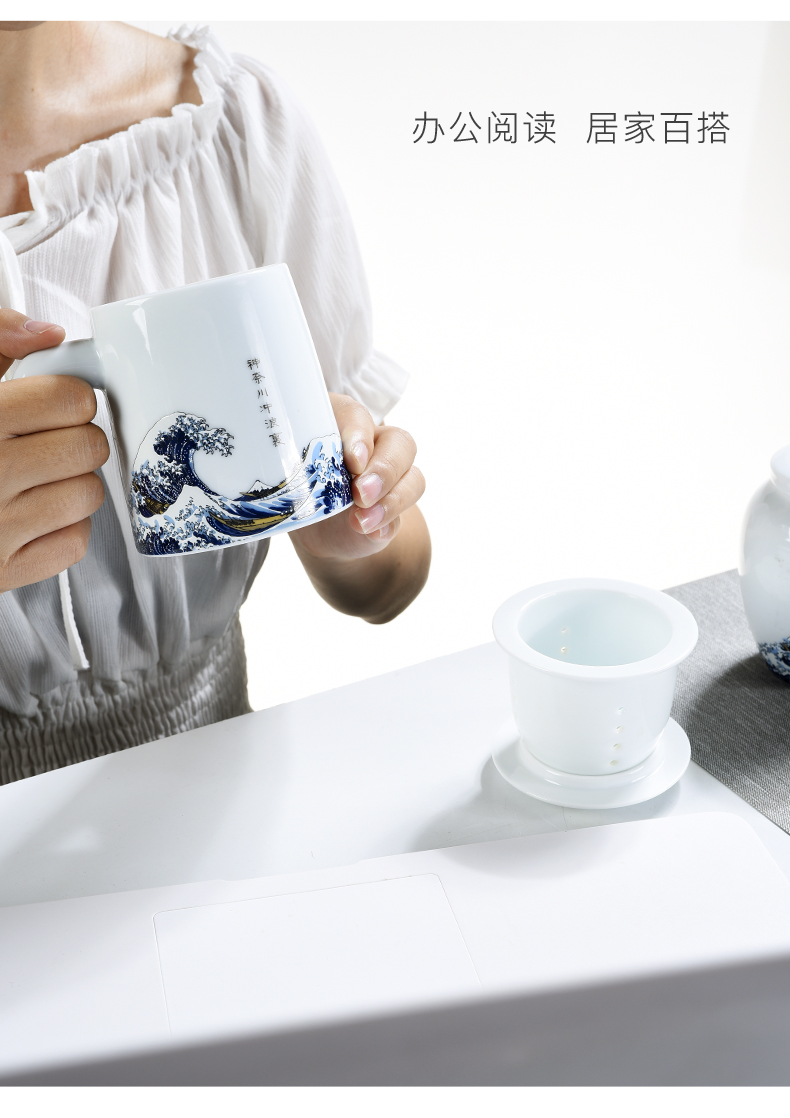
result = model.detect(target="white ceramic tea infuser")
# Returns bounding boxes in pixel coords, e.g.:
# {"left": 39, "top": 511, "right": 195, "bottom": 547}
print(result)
{"left": 492, "top": 578, "right": 698, "bottom": 809}
{"left": 11, "top": 264, "right": 352, "bottom": 557}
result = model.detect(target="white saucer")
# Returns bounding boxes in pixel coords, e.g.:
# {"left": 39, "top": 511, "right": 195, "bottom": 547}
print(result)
{"left": 492, "top": 718, "right": 690, "bottom": 809}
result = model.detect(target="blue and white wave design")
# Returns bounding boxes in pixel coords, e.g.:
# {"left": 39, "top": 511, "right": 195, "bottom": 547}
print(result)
{"left": 130, "top": 412, "right": 351, "bottom": 555}
{"left": 758, "top": 638, "right": 790, "bottom": 681}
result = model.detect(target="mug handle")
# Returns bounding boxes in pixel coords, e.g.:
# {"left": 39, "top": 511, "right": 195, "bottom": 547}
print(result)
{"left": 9, "top": 340, "right": 128, "bottom": 507}
{"left": 9, "top": 337, "right": 105, "bottom": 389}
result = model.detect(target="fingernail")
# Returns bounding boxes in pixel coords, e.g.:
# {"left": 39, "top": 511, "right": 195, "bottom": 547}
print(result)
{"left": 356, "top": 472, "right": 383, "bottom": 506}
{"left": 378, "top": 523, "right": 391, "bottom": 540}
{"left": 351, "top": 440, "right": 369, "bottom": 472}
{"left": 24, "top": 319, "right": 60, "bottom": 334}
{"left": 356, "top": 504, "right": 385, "bottom": 533}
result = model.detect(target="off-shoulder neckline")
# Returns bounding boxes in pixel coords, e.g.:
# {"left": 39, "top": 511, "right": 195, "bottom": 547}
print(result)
{"left": 2, "top": 25, "right": 236, "bottom": 250}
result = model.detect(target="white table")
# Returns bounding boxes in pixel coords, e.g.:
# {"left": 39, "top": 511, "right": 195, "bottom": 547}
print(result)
{"left": 5, "top": 641, "right": 790, "bottom": 1085}
{"left": 1, "top": 640, "right": 789, "bottom": 911}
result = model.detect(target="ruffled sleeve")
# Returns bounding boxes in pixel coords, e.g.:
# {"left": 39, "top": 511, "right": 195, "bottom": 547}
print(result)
{"left": 207, "top": 38, "right": 408, "bottom": 422}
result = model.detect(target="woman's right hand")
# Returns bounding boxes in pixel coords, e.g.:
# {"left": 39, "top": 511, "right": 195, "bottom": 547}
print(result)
{"left": 0, "top": 310, "right": 109, "bottom": 592}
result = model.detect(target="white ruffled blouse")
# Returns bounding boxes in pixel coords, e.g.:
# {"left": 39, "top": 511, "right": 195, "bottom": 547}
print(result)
{"left": 0, "top": 25, "right": 406, "bottom": 774}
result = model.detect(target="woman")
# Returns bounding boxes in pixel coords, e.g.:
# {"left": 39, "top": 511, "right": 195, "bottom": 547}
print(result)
{"left": 0, "top": 22, "right": 430, "bottom": 781}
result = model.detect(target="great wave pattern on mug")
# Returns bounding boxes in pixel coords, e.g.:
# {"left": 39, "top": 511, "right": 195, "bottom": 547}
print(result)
{"left": 130, "top": 412, "right": 351, "bottom": 555}
{"left": 758, "top": 638, "right": 790, "bottom": 681}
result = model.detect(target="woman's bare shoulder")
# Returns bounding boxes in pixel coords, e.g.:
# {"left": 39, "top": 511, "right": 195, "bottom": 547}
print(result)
{"left": 0, "top": 22, "right": 203, "bottom": 217}
{"left": 102, "top": 22, "right": 202, "bottom": 119}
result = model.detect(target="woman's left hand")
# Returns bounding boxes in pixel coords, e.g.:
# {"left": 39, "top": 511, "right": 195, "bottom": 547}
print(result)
{"left": 292, "top": 393, "right": 425, "bottom": 562}
{"left": 289, "top": 393, "right": 430, "bottom": 623}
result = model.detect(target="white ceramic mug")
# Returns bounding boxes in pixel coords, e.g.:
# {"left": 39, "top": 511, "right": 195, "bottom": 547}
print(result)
{"left": 11, "top": 264, "right": 352, "bottom": 556}
{"left": 740, "top": 444, "right": 790, "bottom": 678}
{"left": 493, "top": 578, "right": 698, "bottom": 776}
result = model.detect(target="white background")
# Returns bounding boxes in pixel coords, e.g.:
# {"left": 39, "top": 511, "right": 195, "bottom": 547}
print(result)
{"left": 139, "top": 21, "right": 790, "bottom": 710}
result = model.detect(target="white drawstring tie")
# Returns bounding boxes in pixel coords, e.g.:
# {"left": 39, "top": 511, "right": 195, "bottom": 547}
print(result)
{"left": 0, "top": 224, "right": 91, "bottom": 672}
{"left": 57, "top": 570, "right": 90, "bottom": 671}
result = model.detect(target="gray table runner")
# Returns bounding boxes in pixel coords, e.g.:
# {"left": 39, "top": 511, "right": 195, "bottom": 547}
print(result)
{"left": 667, "top": 569, "right": 790, "bottom": 833}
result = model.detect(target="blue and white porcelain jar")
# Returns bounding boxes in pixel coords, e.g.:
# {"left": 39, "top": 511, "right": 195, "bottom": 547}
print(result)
{"left": 740, "top": 445, "right": 790, "bottom": 679}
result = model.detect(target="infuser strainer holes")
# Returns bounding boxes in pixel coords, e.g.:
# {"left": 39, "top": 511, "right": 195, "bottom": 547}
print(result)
{"left": 517, "top": 589, "right": 672, "bottom": 666}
